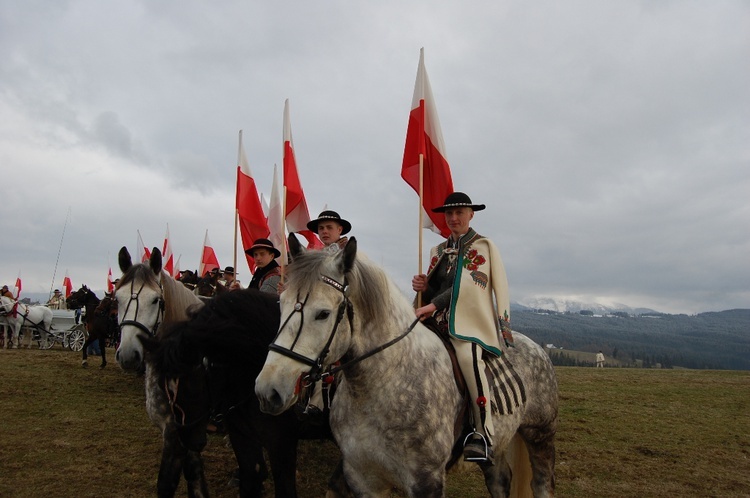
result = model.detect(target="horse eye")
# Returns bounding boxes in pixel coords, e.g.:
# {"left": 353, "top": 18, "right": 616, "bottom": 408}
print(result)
{"left": 315, "top": 310, "right": 331, "bottom": 320}
{"left": 152, "top": 298, "right": 160, "bottom": 305}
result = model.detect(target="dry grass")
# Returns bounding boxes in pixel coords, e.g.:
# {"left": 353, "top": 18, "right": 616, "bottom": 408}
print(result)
{"left": 1, "top": 348, "right": 748, "bottom": 497}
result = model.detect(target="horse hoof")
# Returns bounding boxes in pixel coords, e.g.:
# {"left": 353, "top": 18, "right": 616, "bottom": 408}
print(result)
{"left": 100, "top": 363, "right": 107, "bottom": 369}
{"left": 82, "top": 361, "right": 88, "bottom": 368}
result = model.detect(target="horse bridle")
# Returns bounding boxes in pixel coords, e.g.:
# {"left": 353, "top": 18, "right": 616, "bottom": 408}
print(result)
{"left": 268, "top": 274, "right": 420, "bottom": 386}
{"left": 118, "top": 279, "right": 165, "bottom": 338}
{"left": 269, "top": 275, "right": 354, "bottom": 386}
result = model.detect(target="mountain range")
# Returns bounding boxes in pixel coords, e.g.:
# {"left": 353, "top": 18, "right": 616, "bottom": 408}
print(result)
{"left": 512, "top": 297, "right": 658, "bottom": 315}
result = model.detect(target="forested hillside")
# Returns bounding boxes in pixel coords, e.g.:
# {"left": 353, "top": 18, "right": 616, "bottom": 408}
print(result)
{"left": 511, "top": 309, "right": 750, "bottom": 370}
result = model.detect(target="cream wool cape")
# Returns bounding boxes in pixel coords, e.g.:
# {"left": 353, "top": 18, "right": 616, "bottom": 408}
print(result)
{"left": 427, "top": 231, "right": 511, "bottom": 357}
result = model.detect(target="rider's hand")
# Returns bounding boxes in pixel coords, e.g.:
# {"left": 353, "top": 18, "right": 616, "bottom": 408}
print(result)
{"left": 415, "top": 303, "right": 437, "bottom": 321}
{"left": 412, "top": 274, "right": 428, "bottom": 292}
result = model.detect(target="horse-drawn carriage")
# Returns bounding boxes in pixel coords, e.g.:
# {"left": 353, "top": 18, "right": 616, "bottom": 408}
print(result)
{"left": 0, "top": 300, "right": 88, "bottom": 351}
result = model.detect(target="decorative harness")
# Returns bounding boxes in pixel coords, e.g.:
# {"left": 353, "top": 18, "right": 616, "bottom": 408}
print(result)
{"left": 268, "top": 274, "right": 420, "bottom": 389}
{"left": 118, "top": 279, "right": 165, "bottom": 338}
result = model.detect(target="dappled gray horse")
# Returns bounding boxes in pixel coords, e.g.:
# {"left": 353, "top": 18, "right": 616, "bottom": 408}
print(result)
{"left": 115, "top": 247, "right": 208, "bottom": 497}
{"left": 255, "top": 237, "right": 558, "bottom": 498}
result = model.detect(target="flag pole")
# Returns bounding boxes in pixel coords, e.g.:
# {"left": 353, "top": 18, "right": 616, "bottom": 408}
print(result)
{"left": 417, "top": 153, "right": 424, "bottom": 307}
{"left": 233, "top": 130, "right": 242, "bottom": 276}
{"left": 281, "top": 185, "right": 287, "bottom": 285}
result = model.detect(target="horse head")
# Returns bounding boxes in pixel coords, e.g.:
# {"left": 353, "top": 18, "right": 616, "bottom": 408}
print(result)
{"left": 115, "top": 246, "right": 165, "bottom": 371}
{"left": 255, "top": 237, "right": 359, "bottom": 415}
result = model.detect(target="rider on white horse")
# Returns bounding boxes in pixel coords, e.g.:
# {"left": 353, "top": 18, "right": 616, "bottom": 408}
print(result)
{"left": 413, "top": 192, "right": 514, "bottom": 463}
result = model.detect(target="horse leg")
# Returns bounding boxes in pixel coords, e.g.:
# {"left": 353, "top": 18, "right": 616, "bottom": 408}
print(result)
{"left": 478, "top": 457, "right": 513, "bottom": 498}
{"left": 157, "top": 426, "right": 185, "bottom": 498}
{"left": 183, "top": 449, "right": 209, "bottom": 498}
{"left": 228, "top": 419, "right": 267, "bottom": 498}
{"left": 518, "top": 426, "right": 556, "bottom": 498}
{"left": 81, "top": 334, "right": 94, "bottom": 367}
{"left": 326, "top": 459, "right": 351, "bottom": 498}
{"left": 98, "top": 335, "right": 107, "bottom": 369}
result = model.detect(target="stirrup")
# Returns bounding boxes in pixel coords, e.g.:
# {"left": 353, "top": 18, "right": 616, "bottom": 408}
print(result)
{"left": 463, "top": 432, "right": 491, "bottom": 462}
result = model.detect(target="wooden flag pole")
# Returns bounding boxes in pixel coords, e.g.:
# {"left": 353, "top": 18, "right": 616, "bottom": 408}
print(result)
{"left": 233, "top": 130, "right": 242, "bottom": 277}
{"left": 417, "top": 153, "right": 424, "bottom": 307}
{"left": 281, "top": 185, "right": 287, "bottom": 285}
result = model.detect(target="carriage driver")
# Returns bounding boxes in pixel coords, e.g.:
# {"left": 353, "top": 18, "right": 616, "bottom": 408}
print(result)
{"left": 412, "top": 192, "right": 514, "bottom": 463}
{"left": 1, "top": 285, "right": 13, "bottom": 299}
{"left": 47, "top": 289, "right": 66, "bottom": 310}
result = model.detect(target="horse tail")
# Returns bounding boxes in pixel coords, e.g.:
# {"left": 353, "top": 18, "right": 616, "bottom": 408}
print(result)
{"left": 508, "top": 432, "right": 534, "bottom": 498}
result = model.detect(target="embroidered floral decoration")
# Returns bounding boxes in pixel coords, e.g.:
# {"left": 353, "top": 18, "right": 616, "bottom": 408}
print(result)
{"left": 463, "top": 249, "right": 486, "bottom": 271}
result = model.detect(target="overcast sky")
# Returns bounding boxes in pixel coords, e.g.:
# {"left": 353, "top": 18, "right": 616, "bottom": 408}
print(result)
{"left": 1, "top": 0, "right": 747, "bottom": 315}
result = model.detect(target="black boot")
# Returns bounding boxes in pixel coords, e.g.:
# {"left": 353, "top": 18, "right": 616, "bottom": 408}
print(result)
{"left": 463, "top": 433, "right": 493, "bottom": 463}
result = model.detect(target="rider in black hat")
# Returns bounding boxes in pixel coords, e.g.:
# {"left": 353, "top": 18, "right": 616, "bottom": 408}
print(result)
{"left": 307, "top": 210, "right": 352, "bottom": 250}
{"left": 412, "top": 191, "right": 512, "bottom": 464}
{"left": 246, "top": 239, "right": 282, "bottom": 294}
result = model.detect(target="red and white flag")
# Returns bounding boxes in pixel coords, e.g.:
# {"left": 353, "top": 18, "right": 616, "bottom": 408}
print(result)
{"left": 14, "top": 274, "right": 22, "bottom": 299}
{"left": 162, "top": 224, "right": 175, "bottom": 278}
{"left": 137, "top": 230, "right": 151, "bottom": 263}
{"left": 268, "top": 164, "right": 288, "bottom": 267}
{"left": 107, "top": 268, "right": 115, "bottom": 293}
{"left": 236, "top": 130, "right": 270, "bottom": 271}
{"left": 401, "top": 48, "right": 454, "bottom": 238}
{"left": 198, "top": 230, "right": 221, "bottom": 277}
{"left": 62, "top": 271, "right": 73, "bottom": 298}
{"left": 173, "top": 255, "right": 181, "bottom": 279}
{"left": 283, "top": 99, "right": 323, "bottom": 249}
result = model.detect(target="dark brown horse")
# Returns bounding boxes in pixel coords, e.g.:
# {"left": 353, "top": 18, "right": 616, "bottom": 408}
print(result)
{"left": 66, "top": 285, "right": 118, "bottom": 368}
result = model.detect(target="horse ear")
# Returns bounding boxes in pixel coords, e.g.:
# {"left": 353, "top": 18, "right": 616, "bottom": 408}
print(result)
{"left": 119, "top": 247, "right": 133, "bottom": 273}
{"left": 341, "top": 237, "right": 357, "bottom": 274}
{"left": 150, "top": 248, "right": 163, "bottom": 275}
{"left": 288, "top": 233, "right": 304, "bottom": 260}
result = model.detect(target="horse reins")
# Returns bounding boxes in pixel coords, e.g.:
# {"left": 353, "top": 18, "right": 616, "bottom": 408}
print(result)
{"left": 119, "top": 279, "right": 165, "bottom": 338}
{"left": 268, "top": 274, "right": 420, "bottom": 386}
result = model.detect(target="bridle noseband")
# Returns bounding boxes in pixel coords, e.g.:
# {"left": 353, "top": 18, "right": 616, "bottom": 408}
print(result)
{"left": 118, "top": 279, "right": 165, "bottom": 338}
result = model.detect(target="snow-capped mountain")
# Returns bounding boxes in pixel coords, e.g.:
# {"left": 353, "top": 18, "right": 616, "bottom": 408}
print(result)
{"left": 512, "top": 296, "right": 658, "bottom": 315}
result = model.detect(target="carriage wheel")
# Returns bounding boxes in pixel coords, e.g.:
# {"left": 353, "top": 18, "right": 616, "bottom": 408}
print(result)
{"left": 68, "top": 326, "right": 86, "bottom": 352}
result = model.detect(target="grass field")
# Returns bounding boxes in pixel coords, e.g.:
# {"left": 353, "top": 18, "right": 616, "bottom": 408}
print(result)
{"left": 1, "top": 348, "right": 749, "bottom": 497}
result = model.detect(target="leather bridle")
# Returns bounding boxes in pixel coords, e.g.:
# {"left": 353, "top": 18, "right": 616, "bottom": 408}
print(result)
{"left": 118, "top": 279, "right": 165, "bottom": 338}
{"left": 268, "top": 274, "right": 420, "bottom": 386}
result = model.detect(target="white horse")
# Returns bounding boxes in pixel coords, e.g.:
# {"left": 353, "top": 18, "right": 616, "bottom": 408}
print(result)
{"left": 114, "top": 246, "right": 209, "bottom": 496}
{"left": 256, "top": 237, "right": 558, "bottom": 498}
{"left": 0, "top": 296, "right": 53, "bottom": 349}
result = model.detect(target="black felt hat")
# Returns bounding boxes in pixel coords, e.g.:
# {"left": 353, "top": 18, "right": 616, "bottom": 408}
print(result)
{"left": 245, "top": 238, "right": 281, "bottom": 258}
{"left": 223, "top": 266, "right": 235, "bottom": 275}
{"left": 431, "top": 192, "right": 486, "bottom": 213}
{"left": 306, "top": 210, "right": 352, "bottom": 235}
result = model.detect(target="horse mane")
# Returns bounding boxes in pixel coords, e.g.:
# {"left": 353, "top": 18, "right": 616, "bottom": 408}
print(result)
{"left": 160, "top": 272, "right": 204, "bottom": 323}
{"left": 287, "top": 248, "right": 407, "bottom": 325}
{"left": 153, "top": 289, "right": 280, "bottom": 377}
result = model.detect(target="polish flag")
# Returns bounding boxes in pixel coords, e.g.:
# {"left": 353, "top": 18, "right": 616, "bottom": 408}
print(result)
{"left": 283, "top": 99, "right": 323, "bottom": 249}
{"left": 137, "top": 230, "right": 151, "bottom": 263}
{"left": 236, "top": 130, "right": 270, "bottom": 271}
{"left": 268, "top": 164, "right": 288, "bottom": 267}
{"left": 162, "top": 224, "right": 175, "bottom": 278}
{"left": 62, "top": 271, "right": 73, "bottom": 298}
{"left": 173, "top": 255, "right": 181, "bottom": 279}
{"left": 198, "top": 230, "right": 220, "bottom": 277}
{"left": 401, "top": 48, "right": 454, "bottom": 238}
{"left": 14, "top": 275, "right": 22, "bottom": 299}
{"left": 107, "top": 268, "right": 114, "bottom": 294}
